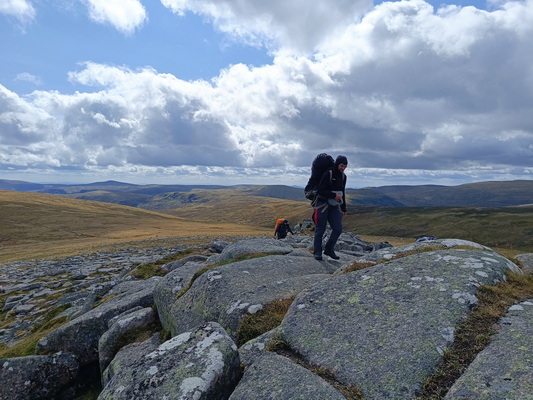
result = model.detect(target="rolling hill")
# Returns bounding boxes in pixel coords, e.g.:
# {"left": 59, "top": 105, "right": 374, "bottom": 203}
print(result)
{"left": 1, "top": 179, "right": 532, "bottom": 208}
{"left": 0, "top": 190, "right": 271, "bottom": 263}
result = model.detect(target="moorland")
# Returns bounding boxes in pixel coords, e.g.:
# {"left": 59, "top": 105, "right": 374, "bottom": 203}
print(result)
{"left": 1, "top": 178, "right": 533, "bottom": 262}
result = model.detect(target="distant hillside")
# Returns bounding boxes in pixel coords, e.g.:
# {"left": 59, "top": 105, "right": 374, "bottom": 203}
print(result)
{"left": 0, "top": 190, "right": 269, "bottom": 262}
{"left": 2, "top": 190, "right": 533, "bottom": 262}
{"left": 1, "top": 179, "right": 533, "bottom": 208}
{"left": 367, "top": 180, "right": 533, "bottom": 207}
{"left": 343, "top": 204, "right": 533, "bottom": 253}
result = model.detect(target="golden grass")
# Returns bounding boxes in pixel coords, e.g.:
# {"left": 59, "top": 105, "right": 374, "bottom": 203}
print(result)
{"left": 164, "top": 192, "right": 312, "bottom": 230}
{"left": 0, "top": 190, "right": 270, "bottom": 263}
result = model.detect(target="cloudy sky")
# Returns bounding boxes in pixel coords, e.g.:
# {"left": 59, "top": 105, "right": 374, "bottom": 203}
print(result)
{"left": 1, "top": 0, "right": 532, "bottom": 188}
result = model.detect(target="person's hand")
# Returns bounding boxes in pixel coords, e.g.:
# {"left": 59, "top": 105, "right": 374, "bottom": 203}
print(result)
{"left": 342, "top": 212, "right": 347, "bottom": 217}
{"left": 335, "top": 193, "right": 342, "bottom": 202}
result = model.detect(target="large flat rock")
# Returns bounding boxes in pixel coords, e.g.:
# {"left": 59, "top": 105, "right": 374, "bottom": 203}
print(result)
{"left": 280, "top": 249, "right": 521, "bottom": 399}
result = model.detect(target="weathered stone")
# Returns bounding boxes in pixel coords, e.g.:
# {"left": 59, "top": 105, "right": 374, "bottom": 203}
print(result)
{"left": 445, "top": 299, "right": 533, "bottom": 399}
{"left": 153, "top": 259, "right": 211, "bottom": 329}
{"left": 98, "top": 307, "right": 156, "bottom": 374}
{"left": 0, "top": 352, "right": 79, "bottom": 400}
{"left": 339, "top": 238, "right": 494, "bottom": 271}
{"left": 238, "top": 328, "right": 279, "bottom": 368}
{"left": 36, "top": 277, "right": 161, "bottom": 365}
{"left": 99, "top": 322, "right": 241, "bottom": 400}
{"left": 101, "top": 333, "right": 162, "bottom": 387}
{"left": 157, "top": 254, "right": 333, "bottom": 338}
{"left": 229, "top": 352, "right": 345, "bottom": 400}
{"left": 208, "top": 240, "right": 231, "bottom": 253}
{"left": 161, "top": 254, "right": 209, "bottom": 272}
{"left": 280, "top": 249, "right": 521, "bottom": 399}
{"left": 516, "top": 253, "right": 533, "bottom": 273}
{"left": 207, "top": 238, "right": 294, "bottom": 264}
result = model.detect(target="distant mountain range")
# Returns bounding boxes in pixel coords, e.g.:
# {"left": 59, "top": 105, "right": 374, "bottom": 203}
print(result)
{"left": 1, "top": 179, "right": 532, "bottom": 208}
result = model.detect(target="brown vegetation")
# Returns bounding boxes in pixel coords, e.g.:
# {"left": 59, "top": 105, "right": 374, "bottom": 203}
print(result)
{"left": 0, "top": 190, "right": 270, "bottom": 263}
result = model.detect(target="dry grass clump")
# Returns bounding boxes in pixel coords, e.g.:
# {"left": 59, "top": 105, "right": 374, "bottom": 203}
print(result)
{"left": 420, "top": 271, "right": 533, "bottom": 399}
{"left": 236, "top": 297, "right": 295, "bottom": 347}
{"left": 127, "top": 247, "right": 207, "bottom": 280}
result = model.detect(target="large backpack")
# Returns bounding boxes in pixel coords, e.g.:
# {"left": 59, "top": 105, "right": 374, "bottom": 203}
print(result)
{"left": 304, "top": 153, "right": 335, "bottom": 201}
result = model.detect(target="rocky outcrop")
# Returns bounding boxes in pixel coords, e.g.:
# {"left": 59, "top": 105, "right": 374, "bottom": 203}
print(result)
{"left": 1, "top": 234, "right": 531, "bottom": 399}
{"left": 517, "top": 253, "right": 533, "bottom": 273}
{"left": 279, "top": 248, "right": 520, "bottom": 399}
{"left": 98, "top": 306, "right": 156, "bottom": 374}
{"left": 155, "top": 252, "right": 337, "bottom": 339}
{"left": 36, "top": 277, "right": 161, "bottom": 366}
{"left": 99, "top": 322, "right": 241, "bottom": 400}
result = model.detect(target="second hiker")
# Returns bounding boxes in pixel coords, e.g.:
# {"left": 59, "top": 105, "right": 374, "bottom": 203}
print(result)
{"left": 312, "top": 155, "right": 348, "bottom": 260}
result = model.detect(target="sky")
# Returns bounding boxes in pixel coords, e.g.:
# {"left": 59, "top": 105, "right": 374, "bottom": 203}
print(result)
{"left": 1, "top": 0, "right": 532, "bottom": 189}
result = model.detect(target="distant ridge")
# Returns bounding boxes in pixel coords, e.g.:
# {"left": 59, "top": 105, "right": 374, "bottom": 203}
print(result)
{"left": 1, "top": 179, "right": 532, "bottom": 208}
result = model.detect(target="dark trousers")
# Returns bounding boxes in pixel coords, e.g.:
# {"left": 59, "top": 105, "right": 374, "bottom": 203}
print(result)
{"left": 313, "top": 203, "right": 342, "bottom": 256}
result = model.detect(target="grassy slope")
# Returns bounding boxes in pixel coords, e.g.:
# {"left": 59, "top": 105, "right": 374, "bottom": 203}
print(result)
{"left": 372, "top": 180, "right": 533, "bottom": 207}
{"left": 0, "top": 190, "right": 270, "bottom": 263}
{"left": 2, "top": 189, "right": 533, "bottom": 263}
{"left": 157, "top": 190, "right": 312, "bottom": 229}
{"left": 344, "top": 204, "right": 533, "bottom": 253}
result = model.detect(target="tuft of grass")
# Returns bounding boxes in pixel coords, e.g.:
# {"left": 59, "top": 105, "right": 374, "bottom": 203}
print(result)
{"left": 236, "top": 297, "right": 295, "bottom": 347}
{"left": 128, "top": 248, "right": 205, "bottom": 280}
{"left": 93, "top": 294, "right": 117, "bottom": 308}
{"left": 420, "top": 271, "right": 533, "bottom": 399}
{"left": 342, "top": 261, "right": 377, "bottom": 274}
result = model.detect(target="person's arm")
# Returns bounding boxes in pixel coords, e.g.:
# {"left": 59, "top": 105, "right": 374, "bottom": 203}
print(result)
{"left": 341, "top": 174, "right": 347, "bottom": 214}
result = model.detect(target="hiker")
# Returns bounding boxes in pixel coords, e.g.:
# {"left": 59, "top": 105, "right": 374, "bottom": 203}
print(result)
{"left": 274, "top": 219, "right": 293, "bottom": 239}
{"left": 312, "top": 155, "right": 348, "bottom": 260}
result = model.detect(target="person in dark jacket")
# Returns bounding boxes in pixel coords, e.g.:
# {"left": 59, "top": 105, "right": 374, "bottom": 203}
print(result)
{"left": 312, "top": 155, "right": 348, "bottom": 260}
{"left": 274, "top": 219, "right": 293, "bottom": 239}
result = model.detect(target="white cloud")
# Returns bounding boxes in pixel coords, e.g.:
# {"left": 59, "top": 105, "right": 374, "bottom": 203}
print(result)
{"left": 0, "top": 0, "right": 35, "bottom": 25}
{"left": 2, "top": 0, "right": 533, "bottom": 186}
{"left": 15, "top": 72, "right": 42, "bottom": 85}
{"left": 160, "top": 0, "right": 374, "bottom": 53}
{"left": 84, "top": 0, "right": 147, "bottom": 35}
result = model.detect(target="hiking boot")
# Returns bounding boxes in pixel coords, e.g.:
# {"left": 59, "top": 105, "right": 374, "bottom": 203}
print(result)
{"left": 324, "top": 249, "right": 340, "bottom": 260}
{"left": 314, "top": 254, "right": 323, "bottom": 261}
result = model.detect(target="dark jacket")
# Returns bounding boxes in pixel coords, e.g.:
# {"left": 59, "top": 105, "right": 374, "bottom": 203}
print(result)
{"left": 275, "top": 220, "right": 293, "bottom": 239}
{"left": 316, "top": 167, "right": 347, "bottom": 213}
